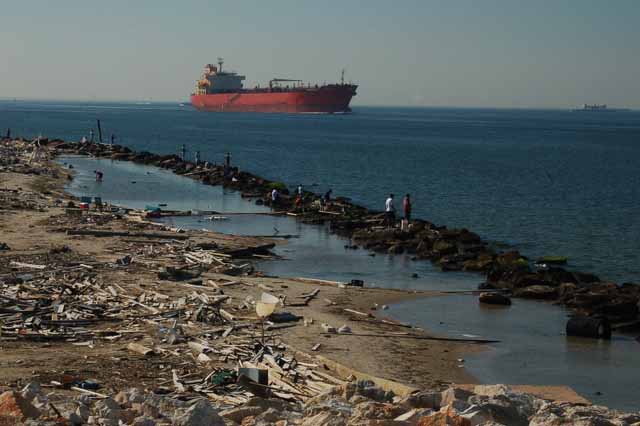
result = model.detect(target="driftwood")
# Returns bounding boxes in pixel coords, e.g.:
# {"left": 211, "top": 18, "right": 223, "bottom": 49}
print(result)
{"left": 9, "top": 261, "right": 46, "bottom": 270}
{"left": 67, "top": 229, "right": 189, "bottom": 240}
{"left": 321, "top": 332, "right": 499, "bottom": 344}
{"left": 288, "top": 288, "right": 320, "bottom": 307}
{"left": 344, "top": 308, "right": 373, "bottom": 318}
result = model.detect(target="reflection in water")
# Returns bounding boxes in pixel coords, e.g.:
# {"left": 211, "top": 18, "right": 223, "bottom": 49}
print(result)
{"left": 61, "top": 156, "right": 269, "bottom": 214}
{"left": 390, "top": 295, "right": 640, "bottom": 411}
{"left": 60, "top": 156, "right": 640, "bottom": 412}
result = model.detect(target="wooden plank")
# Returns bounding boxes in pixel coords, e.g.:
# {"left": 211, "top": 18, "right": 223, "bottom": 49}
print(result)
{"left": 127, "top": 342, "right": 154, "bottom": 356}
{"left": 344, "top": 308, "right": 373, "bottom": 318}
{"left": 220, "top": 309, "right": 236, "bottom": 322}
{"left": 10, "top": 261, "right": 46, "bottom": 270}
{"left": 71, "top": 387, "right": 109, "bottom": 398}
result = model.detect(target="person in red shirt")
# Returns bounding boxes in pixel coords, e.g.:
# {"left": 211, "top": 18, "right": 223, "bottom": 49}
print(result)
{"left": 403, "top": 194, "right": 412, "bottom": 221}
{"left": 402, "top": 194, "right": 412, "bottom": 231}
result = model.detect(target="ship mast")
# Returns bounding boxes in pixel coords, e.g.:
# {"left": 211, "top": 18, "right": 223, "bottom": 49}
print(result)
{"left": 217, "top": 57, "right": 224, "bottom": 72}
{"left": 341, "top": 69, "right": 345, "bottom": 85}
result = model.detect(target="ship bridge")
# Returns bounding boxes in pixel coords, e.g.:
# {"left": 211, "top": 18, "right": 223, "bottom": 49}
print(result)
{"left": 197, "top": 58, "right": 245, "bottom": 94}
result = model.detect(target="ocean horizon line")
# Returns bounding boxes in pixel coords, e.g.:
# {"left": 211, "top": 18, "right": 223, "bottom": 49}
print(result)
{"left": 1, "top": 98, "right": 637, "bottom": 112}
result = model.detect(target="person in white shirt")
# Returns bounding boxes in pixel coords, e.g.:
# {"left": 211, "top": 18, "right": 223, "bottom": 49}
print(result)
{"left": 385, "top": 194, "right": 395, "bottom": 228}
{"left": 271, "top": 188, "right": 279, "bottom": 204}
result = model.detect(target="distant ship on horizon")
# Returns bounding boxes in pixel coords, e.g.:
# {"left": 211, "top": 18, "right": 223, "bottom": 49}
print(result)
{"left": 573, "top": 104, "right": 631, "bottom": 112}
{"left": 190, "top": 58, "right": 357, "bottom": 114}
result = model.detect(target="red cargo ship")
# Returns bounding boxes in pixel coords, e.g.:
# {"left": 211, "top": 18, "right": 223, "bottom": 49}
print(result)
{"left": 190, "top": 59, "right": 357, "bottom": 113}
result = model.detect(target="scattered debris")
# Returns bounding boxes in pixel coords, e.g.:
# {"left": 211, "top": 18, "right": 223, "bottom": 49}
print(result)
{"left": 337, "top": 325, "right": 352, "bottom": 334}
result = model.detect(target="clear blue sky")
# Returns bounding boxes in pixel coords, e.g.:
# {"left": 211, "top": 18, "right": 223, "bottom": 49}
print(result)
{"left": 1, "top": 0, "right": 638, "bottom": 108}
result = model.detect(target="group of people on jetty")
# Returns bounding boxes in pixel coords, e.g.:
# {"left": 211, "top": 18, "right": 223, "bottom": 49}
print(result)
{"left": 84, "top": 142, "right": 415, "bottom": 233}
{"left": 269, "top": 182, "right": 413, "bottom": 231}
{"left": 385, "top": 193, "right": 412, "bottom": 230}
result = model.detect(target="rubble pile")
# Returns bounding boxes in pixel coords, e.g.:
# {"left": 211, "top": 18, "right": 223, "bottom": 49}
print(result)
{"left": 1, "top": 381, "right": 639, "bottom": 426}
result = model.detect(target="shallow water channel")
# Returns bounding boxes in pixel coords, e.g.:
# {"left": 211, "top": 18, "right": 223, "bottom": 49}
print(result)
{"left": 60, "top": 156, "right": 640, "bottom": 412}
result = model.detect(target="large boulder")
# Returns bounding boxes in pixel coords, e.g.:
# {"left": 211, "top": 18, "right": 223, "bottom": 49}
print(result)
{"left": 479, "top": 292, "right": 512, "bottom": 306}
{"left": 514, "top": 285, "right": 558, "bottom": 300}
{"left": 594, "top": 297, "right": 639, "bottom": 320}
{"left": 399, "top": 391, "right": 442, "bottom": 410}
{"left": 306, "top": 381, "right": 393, "bottom": 408}
{"left": 220, "top": 406, "right": 264, "bottom": 423}
{"left": 463, "top": 254, "right": 495, "bottom": 272}
{"left": 540, "top": 267, "right": 577, "bottom": 285}
{"left": 301, "top": 411, "right": 348, "bottom": 426}
{"left": 416, "top": 406, "right": 471, "bottom": 426}
{"left": 557, "top": 282, "right": 578, "bottom": 301}
{"left": 354, "top": 401, "right": 406, "bottom": 421}
{"left": 432, "top": 240, "right": 457, "bottom": 256}
{"left": 174, "top": 399, "right": 224, "bottom": 426}
{"left": 495, "top": 251, "right": 527, "bottom": 267}
{"left": 486, "top": 262, "right": 531, "bottom": 289}
{"left": 572, "top": 271, "right": 601, "bottom": 285}
{"left": 440, "top": 388, "right": 473, "bottom": 408}
{"left": 466, "top": 386, "right": 544, "bottom": 425}
{"left": 512, "top": 273, "right": 552, "bottom": 289}
{"left": 0, "top": 391, "right": 41, "bottom": 422}
{"left": 529, "top": 402, "right": 637, "bottom": 425}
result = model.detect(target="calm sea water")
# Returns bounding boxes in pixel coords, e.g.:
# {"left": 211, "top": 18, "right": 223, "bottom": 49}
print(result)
{"left": 3, "top": 100, "right": 640, "bottom": 283}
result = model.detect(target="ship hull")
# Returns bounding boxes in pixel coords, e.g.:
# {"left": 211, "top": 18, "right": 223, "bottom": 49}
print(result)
{"left": 190, "top": 86, "right": 356, "bottom": 113}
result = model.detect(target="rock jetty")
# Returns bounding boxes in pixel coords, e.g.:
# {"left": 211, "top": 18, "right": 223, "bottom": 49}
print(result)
{"left": 33, "top": 138, "right": 639, "bottom": 335}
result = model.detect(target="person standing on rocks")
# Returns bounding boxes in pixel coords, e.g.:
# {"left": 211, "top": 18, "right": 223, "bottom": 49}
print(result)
{"left": 223, "top": 152, "right": 232, "bottom": 180}
{"left": 324, "top": 189, "right": 332, "bottom": 203}
{"left": 402, "top": 194, "right": 412, "bottom": 231}
{"left": 385, "top": 193, "right": 396, "bottom": 228}
{"left": 321, "top": 189, "right": 333, "bottom": 212}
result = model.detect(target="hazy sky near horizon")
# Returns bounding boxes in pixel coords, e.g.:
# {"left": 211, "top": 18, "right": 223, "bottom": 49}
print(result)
{"left": 1, "top": 0, "right": 639, "bottom": 108}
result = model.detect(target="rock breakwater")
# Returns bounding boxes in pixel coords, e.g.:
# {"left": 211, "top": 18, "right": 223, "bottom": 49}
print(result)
{"left": 17, "top": 137, "right": 640, "bottom": 335}
{"left": 36, "top": 140, "right": 640, "bottom": 330}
